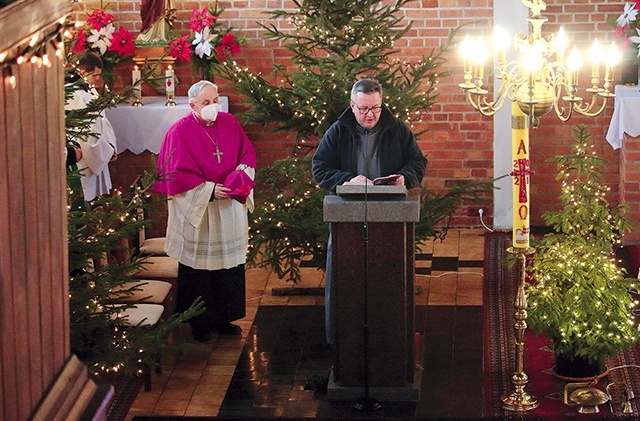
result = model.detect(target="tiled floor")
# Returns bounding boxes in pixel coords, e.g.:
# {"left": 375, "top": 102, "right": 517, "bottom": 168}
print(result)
{"left": 125, "top": 229, "right": 486, "bottom": 419}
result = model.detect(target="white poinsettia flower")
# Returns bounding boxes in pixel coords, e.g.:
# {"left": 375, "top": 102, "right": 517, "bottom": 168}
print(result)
{"left": 87, "top": 23, "right": 115, "bottom": 55}
{"left": 629, "top": 29, "right": 640, "bottom": 57}
{"left": 617, "top": 3, "right": 639, "bottom": 26}
{"left": 192, "top": 26, "right": 215, "bottom": 58}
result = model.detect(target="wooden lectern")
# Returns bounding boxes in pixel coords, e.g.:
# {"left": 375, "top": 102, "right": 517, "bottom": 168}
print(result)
{"left": 323, "top": 185, "right": 421, "bottom": 402}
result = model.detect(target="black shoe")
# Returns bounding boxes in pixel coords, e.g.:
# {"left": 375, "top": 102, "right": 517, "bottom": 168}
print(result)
{"left": 214, "top": 323, "right": 242, "bottom": 335}
{"left": 191, "top": 326, "right": 214, "bottom": 342}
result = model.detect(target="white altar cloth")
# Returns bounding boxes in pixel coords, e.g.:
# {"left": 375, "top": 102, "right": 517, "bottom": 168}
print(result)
{"left": 105, "top": 96, "right": 229, "bottom": 154}
{"left": 606, "top": 85, "right": 640, "bottom": 150}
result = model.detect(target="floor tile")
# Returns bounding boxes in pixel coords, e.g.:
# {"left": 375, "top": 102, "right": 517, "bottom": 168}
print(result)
{"left": 125, "top": 229, "right": 485, "bottom": 420}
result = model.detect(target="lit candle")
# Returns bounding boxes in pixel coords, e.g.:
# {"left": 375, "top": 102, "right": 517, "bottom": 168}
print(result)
{"left": 511, "top": 102, "right": 530, "bottom": 249}
{"left": 132, "top": 65, "right": 141, "bottom": 100}
{"left": 132, "top": 65, "right": 141, "bottom": 86}
{"left": 493, "top": 26, "right": 508, "bottom": 66}
{"left": 566, "top": 46, "right": 582, "bottom": 86}
{"left": 604, "top": 42, "right": 620, "bottom": 81}
{"left": 589, "top": 39, "right": 602, "bottom": 79}
{"left": 460, "top": 35, "right": 474, "bottom": 74}
{"left": 556, "top": 27, "right": 568, "bottom": 63}
{"left": 474, "top": 37, "right": 487, "bottom": 80}
{"left": 458, "top": 35, "right": 476, "bottom": 89}
{"left": 165, "top": 65, "right": 175, "bottom": 94}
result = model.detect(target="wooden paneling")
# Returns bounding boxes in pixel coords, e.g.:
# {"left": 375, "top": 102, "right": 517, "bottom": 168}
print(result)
{"left": 0, "top": 20, "right": 70, "bottom": 421}
{"left": 0, "top": 57, "right": 17, "bottom": 421}
{"left": 0, "top": 0, "right": 70, "bottom": 53}
{"left": 2, "top": 59, "right": 25, "bottom": 421}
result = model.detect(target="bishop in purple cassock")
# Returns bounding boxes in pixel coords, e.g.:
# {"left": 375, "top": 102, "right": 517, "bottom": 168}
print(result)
{"left": 154, "top": 80, "right": 256, "bottom": 340}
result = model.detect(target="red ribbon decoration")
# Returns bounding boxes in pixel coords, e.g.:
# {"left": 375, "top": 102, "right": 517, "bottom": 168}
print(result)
{"left": 510, "top": 158, "right": 535, "bottom": 204}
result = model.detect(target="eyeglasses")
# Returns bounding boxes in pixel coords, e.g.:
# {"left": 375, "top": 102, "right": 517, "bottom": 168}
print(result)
{"left": 355, "top": 105, "right": 382, "bottom": 115}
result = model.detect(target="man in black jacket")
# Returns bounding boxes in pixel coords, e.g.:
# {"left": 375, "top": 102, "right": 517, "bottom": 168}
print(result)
{"left": 312, "top": 78, "right": 426, "bottom": 192}
{"left": 312, "top": 78, "right": 427, "bottom": 343}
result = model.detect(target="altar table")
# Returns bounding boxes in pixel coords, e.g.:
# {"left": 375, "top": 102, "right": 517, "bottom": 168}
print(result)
{"left": 606, "top": 85, "right": 640, "bottom": 150}
{"left": 105, "top": 96, "right": 229, "bottom": 154}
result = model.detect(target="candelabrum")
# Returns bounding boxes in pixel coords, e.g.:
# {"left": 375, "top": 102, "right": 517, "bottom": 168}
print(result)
{"left": 459, "top": 0, "right": 617, "bottom": 129}
{"left": 458, "top": 0, "right": 617, "bottom": 412}
{"left": 502, "top": 246, "right": 539, "bottom": 411}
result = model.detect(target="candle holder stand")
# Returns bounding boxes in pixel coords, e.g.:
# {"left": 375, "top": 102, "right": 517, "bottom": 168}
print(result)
{"left": 132, "top": 93, "right": 142, "bottom": 107}
{"left": 165, "top": 91, "right": 176, "bottom": 106}
{"left": 500, "top": 246, "right": 539, "bottom": 412}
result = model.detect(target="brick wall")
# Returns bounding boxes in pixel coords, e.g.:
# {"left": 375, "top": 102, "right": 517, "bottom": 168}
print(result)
{"left": 621, "top": 134, "right": 640, "bottom": 244}
{"left": 71, "top": 0, "right": 628, "bottom": 232}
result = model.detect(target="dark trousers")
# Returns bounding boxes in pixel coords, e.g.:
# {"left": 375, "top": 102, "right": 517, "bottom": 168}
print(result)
{"left": 177, "top": 263, "right": 246, "bottom": 330}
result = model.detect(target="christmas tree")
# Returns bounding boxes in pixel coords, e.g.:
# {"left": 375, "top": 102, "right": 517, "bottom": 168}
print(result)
{"left": 216, "top": 0, "right": 456, "bottom": 150}
{"left": 527, "top": 125, "right": 638, "bottom": 372}
{"left": 64, "top": 62, "right": 202, "bottom": 376}
{"left": 215, "top": 0, "right": 487, "bottom": 283}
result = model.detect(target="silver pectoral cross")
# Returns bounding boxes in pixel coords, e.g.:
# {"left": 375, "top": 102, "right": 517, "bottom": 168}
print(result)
{"left": 213, "top": 148, "right": 223, "bottom": 164}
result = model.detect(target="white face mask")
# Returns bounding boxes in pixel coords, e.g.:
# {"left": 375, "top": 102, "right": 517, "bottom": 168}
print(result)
{"left": 199, "top": 103, "right": 219, "bottom": 123}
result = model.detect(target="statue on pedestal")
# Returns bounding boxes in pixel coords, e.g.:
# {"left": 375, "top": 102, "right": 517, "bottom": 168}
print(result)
{"left": 138, "top": 0, "right": 176, "bottom": 44}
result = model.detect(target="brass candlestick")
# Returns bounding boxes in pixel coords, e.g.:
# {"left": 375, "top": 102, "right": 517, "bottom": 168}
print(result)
{"left": 132, "top": 88, "right": 142, "bottom": 107}
{"left": 165, "top": 91, "right": 176, "bottom": 106}
{"left": 500, "top": 246, "right": 539, "bottom": 412}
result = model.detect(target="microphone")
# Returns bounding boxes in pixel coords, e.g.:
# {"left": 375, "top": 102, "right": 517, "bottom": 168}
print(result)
{"left": 353, "top": 127, "right": 381, "bottom": 412}
{"left": 362, "top": 130, "right": 369, "bottom": 228}
{"left": 362, "top": 129, "right": 370, "bottom": 185}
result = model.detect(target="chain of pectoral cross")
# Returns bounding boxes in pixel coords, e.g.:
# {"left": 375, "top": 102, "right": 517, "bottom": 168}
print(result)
{"left": 197, "top": 121, "right": 224, "bottom": 164}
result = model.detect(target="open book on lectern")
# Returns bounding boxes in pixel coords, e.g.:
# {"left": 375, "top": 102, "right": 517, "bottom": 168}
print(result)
{"left": 371, "top": 174, "right": 401, "bottom": 185}
{"left": 341, "top": 174, "right": 401, "bottom": 187}
{"left": 336, "top": 176, "right": 407, "bottom": 197}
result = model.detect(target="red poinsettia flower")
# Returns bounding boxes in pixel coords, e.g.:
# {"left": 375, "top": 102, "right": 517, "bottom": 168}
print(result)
{"left": 616, "top": 25, "right": 629, "bottom": 39}
{"left": 107, "top": 26, "right": 136, "bottom": 57}
{"left": 72, "top": 30, "right": 87, "bottom": 54}
{"left": 215, "top": 33, "right": 241, "bottom": 59}
{"left": 215, "top": 42, "right": 241, "bottom": 61}
{"left": 190, "top": 8, "right": 217, "bottom": 33}
{"left": 614, "top": 25, "right": 634, "bottom": 50}
{"left": 215, "top": 45, "right": 226, "bottom": 61}
{"left": 169, "top": 35, "right": 192, "bottom": 62}
{"left": 229, "top": 43, "right": 241, "bottom": 55}
{"left": 87, "top": 9, "right": 115, "bottom": 31}
{"left": 220, "top": 33, "right": 235, "bottom": 46}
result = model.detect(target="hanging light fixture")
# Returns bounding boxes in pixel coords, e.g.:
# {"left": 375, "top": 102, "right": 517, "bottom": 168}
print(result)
{"left": 459, "top": 2, "right": 618, "bottom": 129}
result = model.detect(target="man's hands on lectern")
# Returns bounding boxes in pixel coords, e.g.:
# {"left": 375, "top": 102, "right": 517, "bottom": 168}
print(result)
{"left": 348, "top": 174, "right": 405, "bottom": 186}
{"left": 349, "top": 175, "right": 372, "bottom": 184}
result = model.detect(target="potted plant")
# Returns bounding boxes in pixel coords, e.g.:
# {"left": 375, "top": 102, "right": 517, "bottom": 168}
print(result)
{"left": 526, "top": 125, "right": 639, "bottom": 379}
